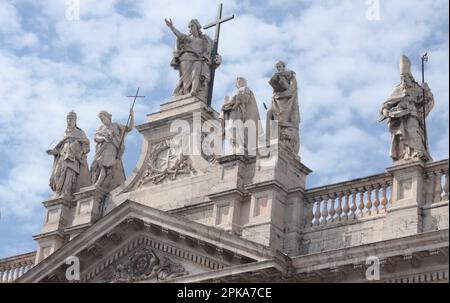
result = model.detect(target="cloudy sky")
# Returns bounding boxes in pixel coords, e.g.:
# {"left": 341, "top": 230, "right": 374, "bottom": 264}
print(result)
{"left": 0, "top": 0, "right": 448, "bottom": 258}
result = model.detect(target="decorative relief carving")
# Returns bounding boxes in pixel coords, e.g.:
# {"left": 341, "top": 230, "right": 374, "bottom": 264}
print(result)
{"left": 103, "top": 248, "right": 188, "bottom": 283}
{"left": 139, "top": 139, "right": 196, "bottom": 186}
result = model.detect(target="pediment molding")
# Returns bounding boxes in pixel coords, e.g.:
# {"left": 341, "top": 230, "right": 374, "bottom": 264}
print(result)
{"left": 81, "top": 234, "right": 228, "bottom": 283}
{"left": 17, "top": 201, "right": 271, "bottom": 283}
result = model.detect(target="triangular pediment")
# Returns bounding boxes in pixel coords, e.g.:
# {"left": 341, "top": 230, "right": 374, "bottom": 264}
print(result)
{"left": 18, "top": 200, "right": 274, "bottom": 283}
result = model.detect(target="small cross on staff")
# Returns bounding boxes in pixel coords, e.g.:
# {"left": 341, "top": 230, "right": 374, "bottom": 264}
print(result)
{"left": 116, "top": 87, "right": 145, "bottom": 159}
{"left": 203, "top": 3, "right": 234, "bottom": 107}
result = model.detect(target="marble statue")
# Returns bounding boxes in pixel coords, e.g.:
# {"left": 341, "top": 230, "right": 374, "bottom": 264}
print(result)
{"left": 91, "top": 109, "right": 134, "bottom": 191}
{"left": 221, "top": 77, "right": 261, "bottom": 154}
{"left": 46, "top": 111, "right": 91, "bottom": 197}
{"left": 165, "top": 18, "right": 221, "bottom": 100}
{"left": 379, "top": 55, "right": 434, "bottom": 163}
{"left": 266, "top": 61, "right": 300, "bottom": 154}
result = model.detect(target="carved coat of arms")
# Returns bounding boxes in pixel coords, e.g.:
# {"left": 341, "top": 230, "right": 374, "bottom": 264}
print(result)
{"left": 140, "top": 138, "right": 196, "bottom": 185}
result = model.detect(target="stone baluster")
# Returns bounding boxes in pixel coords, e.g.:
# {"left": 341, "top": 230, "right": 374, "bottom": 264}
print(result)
{"left": 350, "top": 190, "right": 357, "bottom": 219}
{"left": 388, "top": 181, "right": 393, "bottom": 208}
{"left": 433, "top": 170, "right": 443, "bottom": 203}
{"left": 336, "top": 192, "right": 343, "bottom": 221}
{"left": 342, "top": 191, "right": 350, "bottom": 220}
{"left": 365, "top": 186, "right": 373, "bottom": 216}
{"left": 314, "top": 197, "right": 321, "bottom": 226}
{"left": 329, "top": 193, "right": 336, "bottom": 223}
{"left": 443, "top": 170, "right": 449, "bottom": 201}
{"left": 321, "top": 195, "right": 328, "bottom": 225}
{"left": 381, "top": 184, "right": 388, "bottom": 212}
{"left": 373, "top": 185, "right": 380, "bottom": 214}
{"left": 425, "top": 172, "right": 435, "bottom": 204}
{"left": 305, "top": 198, "right": 314, "bottom": 228}
{"left": 358, "top": 189, "right": 365, "bottom": 217}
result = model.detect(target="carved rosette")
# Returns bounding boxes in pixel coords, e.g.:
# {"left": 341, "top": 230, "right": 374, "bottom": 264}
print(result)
{"left": 103, "top": 248, "right": 188, "bottom": 283}
{"left": 139, "top": 139, "right": 196, "bottom": 186}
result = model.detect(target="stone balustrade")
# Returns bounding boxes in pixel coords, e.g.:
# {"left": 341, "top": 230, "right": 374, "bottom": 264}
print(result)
{"left": 0, "top": 252, "right": 35, "bottom": 283}
{"left": 423, "top": 160, "right": 449, "bottom": 205}
{"left": 304, "top": 172, "right": 393, "bottom": 227}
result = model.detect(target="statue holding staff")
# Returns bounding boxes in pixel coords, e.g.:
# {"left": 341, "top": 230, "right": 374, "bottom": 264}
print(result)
{"left": 379, "top": 55, "right": 434, "bottom": 163}
{"left": 91, "top": 109, "right": 134, "bottom": 191}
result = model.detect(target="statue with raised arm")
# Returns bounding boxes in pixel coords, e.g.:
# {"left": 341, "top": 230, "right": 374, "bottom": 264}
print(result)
{"left": 46, "top": 111, "right": 91, "bottom": 198}
{"left": 91, "top": 109, "right": 134, "bottom": 191}
{"left": 164, "top": 18, "right": 221, "bottom": 100}
{"left": 266, "top": 61, "right": 300, "bottom": 155}
{"left": 220, "top": 77, "right": 262, "bottom": 154}
{"left": 379, "top": 55, "right": 434, "bottom": 163}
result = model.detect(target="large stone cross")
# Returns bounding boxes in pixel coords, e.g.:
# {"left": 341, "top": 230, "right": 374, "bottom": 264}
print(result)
{"left": 203, "top": 3, "right": 234, "bottom": 107}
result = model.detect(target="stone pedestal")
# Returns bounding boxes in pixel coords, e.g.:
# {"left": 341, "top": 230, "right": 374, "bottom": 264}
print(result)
{"left": 33, "top": 195, "right": 75, "bottom": 264}
{"left": 208, "top": 141, "right": 311, "bottom": 254}
{"left": 208, "top": 155, "right": 255, "bottom": 234}
{"left": 72, "top": 186, "right": 109, "bottom": 227}
{"left": 385, "top": 160, "right": 425, "bottom": 238}
{"left": 33, "top": 232, "right": 66, "bottom": 265}
{"left": 40, "top": 195, "right": 74, "bottom": 234}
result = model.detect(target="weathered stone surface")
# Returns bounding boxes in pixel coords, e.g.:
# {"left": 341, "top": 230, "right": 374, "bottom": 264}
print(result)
{"left": 165, "top": 18, "right": 221, "bottom": 101}
{"left": 379, "top": 55, "right": 435, "bottom": 163}
{"left": 91, "top": 110, "right": 134, "bottom": 192}
{"left": 46, "top": 111, "right": 91, "bottom": 198}
{"left": 266, "top": 61, "right": 300, "bottom": 155}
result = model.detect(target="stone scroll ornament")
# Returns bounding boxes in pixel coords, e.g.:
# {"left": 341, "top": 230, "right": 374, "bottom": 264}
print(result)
{"left": 103, "top": 248, "right": 188, "bottom": 283}
{"left": 378, "top": 55, "right": 435, "bottom": 163}
{"left": 266, "top": 61, "right": 301, "bottom": 155}
{"left": 90, "top": 109, "right": 135, "bottom": 191}
{"left": 140, "top": 139, "right": 196, "bottom": 186}
{"left": 46, "top": 111, "right": 91, "bottom": 198}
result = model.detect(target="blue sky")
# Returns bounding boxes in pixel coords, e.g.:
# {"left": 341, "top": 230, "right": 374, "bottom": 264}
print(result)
{"left": 0, "top": 0, "right": 448, "bottom": 258}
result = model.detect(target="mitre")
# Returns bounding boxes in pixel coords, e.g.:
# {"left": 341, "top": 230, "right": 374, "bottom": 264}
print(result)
{"left": 400, "top": 55, "right": 412, "bottom": 75}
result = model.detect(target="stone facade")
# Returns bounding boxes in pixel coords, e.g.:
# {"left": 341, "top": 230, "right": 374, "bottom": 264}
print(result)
{"left": 2, "top": 91, "right": 448, "bottom": 283}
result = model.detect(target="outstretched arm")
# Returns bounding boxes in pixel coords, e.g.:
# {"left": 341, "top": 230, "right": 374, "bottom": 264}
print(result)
{"left": 165, "top": 18, "right": 184, "bottom": 39}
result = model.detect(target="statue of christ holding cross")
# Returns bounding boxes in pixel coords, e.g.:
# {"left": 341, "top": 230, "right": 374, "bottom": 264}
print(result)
{"left": 165, "top": 3, "right": 234, "bottom": 106}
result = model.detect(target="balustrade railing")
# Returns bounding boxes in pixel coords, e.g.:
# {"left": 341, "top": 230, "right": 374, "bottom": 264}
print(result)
{"left": 304, "top": 172, "right": 393, "bottom": 228}
{"left": 0, "top": 252, "right": 35, "bottom": 283}
{"left": 423, "top": 160, "right": 449, "bottom": 205}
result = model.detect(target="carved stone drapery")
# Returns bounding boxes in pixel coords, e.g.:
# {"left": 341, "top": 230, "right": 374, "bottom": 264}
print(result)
{"left": 102, "top": 248, "right": 188, "bottom": 283}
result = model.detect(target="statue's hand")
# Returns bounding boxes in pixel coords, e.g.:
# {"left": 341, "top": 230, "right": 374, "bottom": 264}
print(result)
{"left": 165, "top": 18, "right": 173, "bottom": 29}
